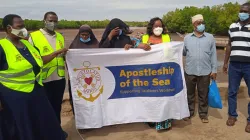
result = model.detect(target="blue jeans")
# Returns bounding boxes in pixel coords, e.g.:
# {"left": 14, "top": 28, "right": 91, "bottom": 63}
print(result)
{"left": 228, "top": 62, "right": 250, "bottom": 122}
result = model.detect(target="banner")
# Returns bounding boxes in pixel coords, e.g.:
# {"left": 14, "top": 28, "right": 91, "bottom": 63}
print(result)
{"left": 66, "top": 42, "right": 190, "bottom": 129}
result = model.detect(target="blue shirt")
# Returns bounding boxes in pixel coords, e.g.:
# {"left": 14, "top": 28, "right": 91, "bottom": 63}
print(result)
{"left": 183, "top": 32, "right": 217, "bottom": 76}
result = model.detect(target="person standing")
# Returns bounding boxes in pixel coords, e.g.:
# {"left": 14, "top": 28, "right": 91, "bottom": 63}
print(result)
{"left": 183, "top": 14, "right": 217, "bottom": 123}
{"left": 99, "top": 18, "right": 150, "bottom": 50}
{"left": 29, "top": 11, "right": 68, "bottom": 137}
{"left": 141, "top": 17, "right": 171, "bottom": 45}
{"left": 68, "top": 24, "right": 99, "bottom": 114}
{"left": 223, "top": 2, "right": 250, "bottom": 133}
{"left": 139, "top": 17, "right": 172, "bottom": 131}
{"left": 0, "top": 14, "right": 65, "bottom": 140}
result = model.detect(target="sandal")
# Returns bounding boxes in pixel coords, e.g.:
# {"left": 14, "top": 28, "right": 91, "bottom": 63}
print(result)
{"left": 183, "top": 114, "right": 194, "bottom": 121}
{"left": 201, "top": 118, "right": 209, "bottom": 123}
{"left": 226, "top": 117, "right": 237, "bottom": 126}
{"left": 245, "top": 122, "right": 250, "bottom": 133}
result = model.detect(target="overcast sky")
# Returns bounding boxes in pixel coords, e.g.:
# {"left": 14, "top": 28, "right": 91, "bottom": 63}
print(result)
{"left": 0, "top": 0, "right": 246, "bottom": 21}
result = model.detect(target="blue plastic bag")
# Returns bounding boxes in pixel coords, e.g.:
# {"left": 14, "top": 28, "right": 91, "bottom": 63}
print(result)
{"left": 208, "top": 80, "right": 223, "bottom": 109}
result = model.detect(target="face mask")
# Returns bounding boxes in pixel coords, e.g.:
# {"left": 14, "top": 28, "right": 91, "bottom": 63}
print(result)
{"left": 45, "top": 21, "right": 57, "bottom": 31}
{"left": 153, "top": 27, "right": 163, "bottom": 36}
{"left": 10, "top": 26, "right": 28, "bottom": 39}
{"left": 239, "top": 13, "right": 250, "bottom": 21}
{"left": 119, "top": 29, "right": 123, "bottom": 36}
{"left": 80, "top": 37, "right": 91, "bottom": 43}
{"left": 196, "top": 24, "right": 205, "bottom": 32}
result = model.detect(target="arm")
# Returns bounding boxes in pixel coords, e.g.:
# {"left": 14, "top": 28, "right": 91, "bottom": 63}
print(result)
{"left": 0, "top": 45, "right": 7, "bottom": 70}
{"left": 223, "top": 37, "right": 231, "bottom": 74}
{"left": 42, "top": 52, "right": 60, "bottom": 65}
{"left": 183, "top": 37, "right": 187, "bottom": 56}
{"left": 99, "top": 38, "right": 112, "bottom": 48}
{"left": 223, "top": 37, "right": 231, "bottom": 66}
{"left": 42, "top": 48, "right": 67, "bottom": 65}
{"left": 100, "top": 27, "right": 120, "bottom": 48}
{"left": 137, "top": 43, "right": 151, "bottom": 51}
{"left": 29, "top": 36, "right": 67, "bottom": 64}
{"left": 211, "top": 38, "right": 217, "bottom": 74}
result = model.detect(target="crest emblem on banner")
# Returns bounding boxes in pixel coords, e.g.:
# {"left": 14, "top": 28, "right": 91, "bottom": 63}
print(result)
{"left": 73, "top": 61, "right": 103, "bottom": 102}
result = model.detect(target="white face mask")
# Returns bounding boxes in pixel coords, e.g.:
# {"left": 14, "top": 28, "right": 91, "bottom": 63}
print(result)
{"left": 45, "top": 21, "right": 57, "bottom": 31}
{"left": 153, "top": 27, "right": 163, "bottom": 36}
{"left": 10, "top": 26, "right": 28, "bottom": 39}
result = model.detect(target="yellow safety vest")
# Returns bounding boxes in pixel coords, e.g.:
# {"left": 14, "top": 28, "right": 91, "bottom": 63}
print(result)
{"left": 0, "top": 39, "right": 43, "bottom": 93}
{"left": 30, "top": 30, "right": 65, "bottom": 80}
{"left": 142, "top": 34, "right": 171, "bottom": 44}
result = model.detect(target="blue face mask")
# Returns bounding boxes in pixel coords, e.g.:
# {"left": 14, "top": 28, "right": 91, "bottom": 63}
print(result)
{"left": 196, "top": 24, "right": 205, "bottom": 32}
{"left": 119, "top": 29, "right": 123, "bottom": 36}
{"left": 80, "top": 37, "right": 91, "bottom": 43}
{"left": 239, "top": 13, "right": 250, "bottom": 21}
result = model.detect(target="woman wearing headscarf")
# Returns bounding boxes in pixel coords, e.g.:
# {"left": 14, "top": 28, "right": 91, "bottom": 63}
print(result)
{"left": 142, "top": 17, "right": 172, "bottom": 131}
{"left": 68, "top": 25, "right": 99, "bottom": 114}
{"left": 69, "top": 25, "right": 99, "bottom": 49}
{"left": 99, "top": 18, "right": 150, "bottom": 50}
{"left": 0, "top": 14, "right": 66, "bottom": 140}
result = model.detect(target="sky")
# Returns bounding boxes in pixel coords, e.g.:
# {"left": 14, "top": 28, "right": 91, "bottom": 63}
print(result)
{"left": 0, "top": 0, "right": 246, "bottom": 21}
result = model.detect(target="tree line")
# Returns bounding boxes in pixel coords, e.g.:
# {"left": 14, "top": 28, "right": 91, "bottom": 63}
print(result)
{"left": 0, "top": 18, "right": 148, "bottom": 31}
{"left": 0, "top": 2, "right": 243, "bottom": 35}
{"left": 162, "top": 2, "right": 241, "bottom": 35}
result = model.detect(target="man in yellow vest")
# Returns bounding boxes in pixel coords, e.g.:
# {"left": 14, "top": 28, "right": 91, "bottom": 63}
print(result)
{"left": 29, "top": 11, "right": 68, "bottom": 137}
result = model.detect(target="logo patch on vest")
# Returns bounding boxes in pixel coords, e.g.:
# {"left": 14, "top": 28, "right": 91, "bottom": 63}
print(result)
{"left": 58, "top": 40, "right": 63, "bottom": 48}
{"left": 32, "top": 51, "right": 41, "bottom": 59}
{"left": 43, "top": 46, "right": 50, "bottom": 53}
{"left": 15, "top": 54, "right": 24, "bottom": 62}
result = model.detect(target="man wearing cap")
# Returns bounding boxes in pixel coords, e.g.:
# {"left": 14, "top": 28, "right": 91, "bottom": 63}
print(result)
{"left": 183, "top": 14, "right": 217, "bottom": 123}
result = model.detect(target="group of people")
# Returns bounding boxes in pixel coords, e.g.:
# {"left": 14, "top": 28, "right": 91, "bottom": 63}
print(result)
{"left": 0, "top": 2, "right": 250, "bottom": 140}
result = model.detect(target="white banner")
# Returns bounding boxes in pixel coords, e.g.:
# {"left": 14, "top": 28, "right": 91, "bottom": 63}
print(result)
{"left": 66, "top": 42, "right": 190, "bottom": 129}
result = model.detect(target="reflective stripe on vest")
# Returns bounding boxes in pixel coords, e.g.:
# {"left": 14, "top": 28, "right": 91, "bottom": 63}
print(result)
{"left": 142, "top": 34, "right": 171, "bottom": 44}
{"left": 30, "top": 30, "right": 65, "bottom": 80}
{"left": 0, "top": 39, "right": 43, "bottom": 93}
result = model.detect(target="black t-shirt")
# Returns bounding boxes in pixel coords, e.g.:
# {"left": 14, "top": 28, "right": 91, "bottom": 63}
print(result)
{"left": 0, "top": 44, "right": 40, "bottom": 75}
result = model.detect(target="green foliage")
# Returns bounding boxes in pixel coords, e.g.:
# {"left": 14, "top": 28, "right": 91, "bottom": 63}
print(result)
{"left": 162, "top": 2, "right": 240, "bottom": 35}
{"left": 0, "top": 18, "right": 147, "bottom": 31}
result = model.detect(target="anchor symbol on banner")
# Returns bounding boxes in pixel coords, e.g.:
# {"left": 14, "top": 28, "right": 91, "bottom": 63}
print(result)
{"left": 73, "top": 61, "right": 103, "bottom": 102}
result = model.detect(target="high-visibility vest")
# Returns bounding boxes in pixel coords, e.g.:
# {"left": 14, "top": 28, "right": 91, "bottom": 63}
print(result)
{"left": 0, "top": 39, "right": 43, "bottom": 93}
{"left": 142, "top": 34, "right": 171, "bottom": 44}
{"left": 30, "top": 30, "right": 65, "bottom": 80}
